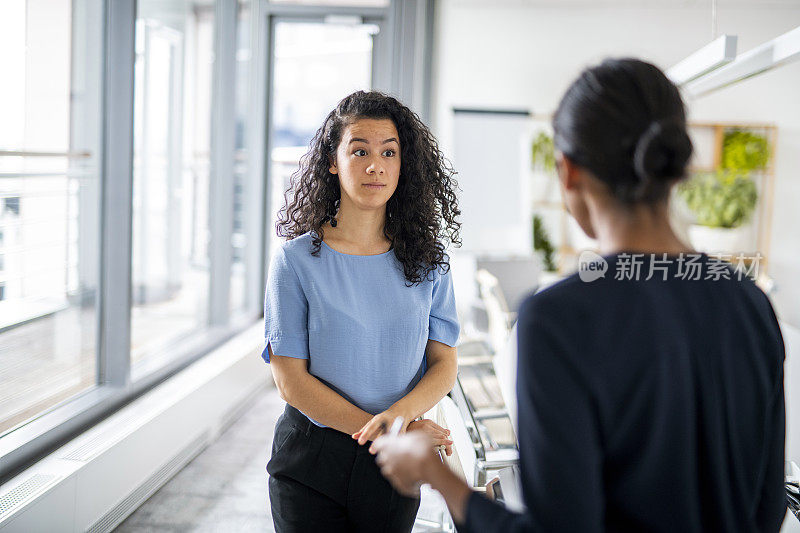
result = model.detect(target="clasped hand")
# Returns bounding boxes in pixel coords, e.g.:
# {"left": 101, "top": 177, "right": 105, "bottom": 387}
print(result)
{"left": 351, "top": 409, "right": 453, "bottom": 457}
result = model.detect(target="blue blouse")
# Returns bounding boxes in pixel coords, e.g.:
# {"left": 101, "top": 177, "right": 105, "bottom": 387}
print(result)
{"left": 261, "top": 232, "right": 460, "bottom": 427}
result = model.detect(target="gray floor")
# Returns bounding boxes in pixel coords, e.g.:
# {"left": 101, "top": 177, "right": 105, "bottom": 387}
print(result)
{"left": 115, "top": 386, "right": 451, "bottom": 532}
{"left": 115, "top": 385, "right": 282, "bottom": 532}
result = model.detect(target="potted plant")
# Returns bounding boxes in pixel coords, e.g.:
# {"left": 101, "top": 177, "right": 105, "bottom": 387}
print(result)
{"left": 678, "top": 170, "right": 758, "bottom": 253}
{"left": 679, "top": 127, "right": 769, "bottom": 254}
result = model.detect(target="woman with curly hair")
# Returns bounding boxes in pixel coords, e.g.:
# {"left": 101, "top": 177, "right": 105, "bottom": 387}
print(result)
{"left": 262, "top": 90, "right": 462, "bottom": 532}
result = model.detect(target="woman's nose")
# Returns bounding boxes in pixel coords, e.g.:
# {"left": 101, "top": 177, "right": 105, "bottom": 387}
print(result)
{"left": 366, "top": 158, "right": 385, "bottom": 175}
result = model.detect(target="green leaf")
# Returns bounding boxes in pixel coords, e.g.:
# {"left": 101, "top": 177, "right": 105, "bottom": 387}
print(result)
{"left": 722, "top": 129, "right": 770, "bottom": 173}
{"left": 531, "top": 132, "right": 556, "bottom": 173}
{"left": 533, "top": 214, "right": 557, "bottom": 271}
{"left": 677, "top": 170, "right": 758, "bottom": 228}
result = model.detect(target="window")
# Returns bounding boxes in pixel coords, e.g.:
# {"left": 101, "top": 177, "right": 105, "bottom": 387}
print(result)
{"left": 0, "top": 0, "right": 102, "bottom": 436}
{"left": 130, "top": 0, "right": 216, "bottom": 370}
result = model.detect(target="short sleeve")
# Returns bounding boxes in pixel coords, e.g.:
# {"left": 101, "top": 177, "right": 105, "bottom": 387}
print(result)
{"left": 261, "top": 246, "right": 309, "bottom": 363}
{"left": 428, "top": 267, "right": 460, "bottom": 347}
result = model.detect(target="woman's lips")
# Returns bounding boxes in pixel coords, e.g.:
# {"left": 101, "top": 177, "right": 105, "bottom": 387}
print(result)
{"left": 362, "top": 183, "right": 386, "bottom": 190}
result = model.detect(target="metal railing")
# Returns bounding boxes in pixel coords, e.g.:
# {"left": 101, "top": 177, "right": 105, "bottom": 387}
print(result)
{"left": 0, "top": 150, "right": 90, "bottom": 328}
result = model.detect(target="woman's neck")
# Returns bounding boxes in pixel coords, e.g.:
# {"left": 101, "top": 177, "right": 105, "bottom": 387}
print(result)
{"left": 323, "top": 201, "right": 390, "bottom": 253}
{"left": 587, "top": 196, "right": 692, "bottom": 256}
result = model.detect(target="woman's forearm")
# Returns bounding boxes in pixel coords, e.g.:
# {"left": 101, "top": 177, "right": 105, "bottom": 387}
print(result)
{"left": 284, "top": 372, "right": 373, "bottom": 434}
{"left": 426, "top": 460, "right": 473, "bottom": 525}
{"left": 390, "top": 353, "right": 458, "bottom": 422}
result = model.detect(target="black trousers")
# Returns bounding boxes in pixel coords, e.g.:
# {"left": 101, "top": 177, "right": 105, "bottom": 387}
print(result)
{"left": 267, "top": 404, "right": 420, "bottom": 533}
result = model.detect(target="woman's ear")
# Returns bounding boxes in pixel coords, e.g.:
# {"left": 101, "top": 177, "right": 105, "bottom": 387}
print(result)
{"left": 556, "top": 151, "right": 581, "bottom": 191}
{"left": 329, "top": 155, "right": 338, "bottom": 175}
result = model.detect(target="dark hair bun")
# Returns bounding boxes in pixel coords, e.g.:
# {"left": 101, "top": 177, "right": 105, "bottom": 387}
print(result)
{"left": 633, "top": 118, "right": 693, "bottom": 183}
{"left": 553, "top": 58, "right": 694, "bottom": 203}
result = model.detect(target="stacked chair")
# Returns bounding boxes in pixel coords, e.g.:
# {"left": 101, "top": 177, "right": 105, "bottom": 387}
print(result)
{"left": 415, "top": 259, "right": 538, "bottom": 530}
{"left": 451, "top": 269, "right": 524, "bottom": 483}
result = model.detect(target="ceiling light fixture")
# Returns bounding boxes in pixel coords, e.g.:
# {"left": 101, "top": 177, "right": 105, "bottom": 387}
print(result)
{"left": 667, "top": 34, "right": 738, "bottom": 86}
{"left": 684, "top": 25, "right": 800, "bottom": 97}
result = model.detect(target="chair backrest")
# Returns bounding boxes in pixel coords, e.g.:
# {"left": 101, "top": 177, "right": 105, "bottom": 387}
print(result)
{"left": 435, "top": 395, "right": 477, "bottom": 486}
{"left": 475, "top": 256, "right": 541, "bottom": 312}
{"left": 476, "top": 268, "right": 510, "bottom": 313}
{"left": 449, "top": 252, "right": 479, "bottom": 336}
{"left": 476, "top": 269, "right": 511, "bottom": 353}
{"left": 493, "top": 322, "right": 519, "bottom": 440}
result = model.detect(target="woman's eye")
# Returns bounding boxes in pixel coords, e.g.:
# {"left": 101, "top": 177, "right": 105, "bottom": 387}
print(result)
{"left": 383, "top": 149, "right": 396, "bottom": 157}
{"left": 354, "top": 149, "right": 367, "bottom": 156}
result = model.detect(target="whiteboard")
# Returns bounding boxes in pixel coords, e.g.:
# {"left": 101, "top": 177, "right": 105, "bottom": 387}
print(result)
{"left": 452, "top": 108, "right": 533, "bottom": 255}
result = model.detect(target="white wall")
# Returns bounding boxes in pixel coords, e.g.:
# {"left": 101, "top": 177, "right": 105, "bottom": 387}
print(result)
{"left": 432, "top": 0, "right": 800, "bottom": 327}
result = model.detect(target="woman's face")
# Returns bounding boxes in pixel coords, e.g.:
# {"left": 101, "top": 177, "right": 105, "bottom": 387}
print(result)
{"left": 329, "top": 118, "right": 401, "bottom": 213}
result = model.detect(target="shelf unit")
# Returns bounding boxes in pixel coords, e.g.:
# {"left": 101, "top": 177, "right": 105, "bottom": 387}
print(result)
{"left": 685, "top": 122, "right": 777, "bottom": 277}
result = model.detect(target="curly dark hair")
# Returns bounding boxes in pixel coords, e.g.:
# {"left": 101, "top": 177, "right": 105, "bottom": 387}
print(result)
{"left": 276, "top": 90, "right": 461, "bottom": 285}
